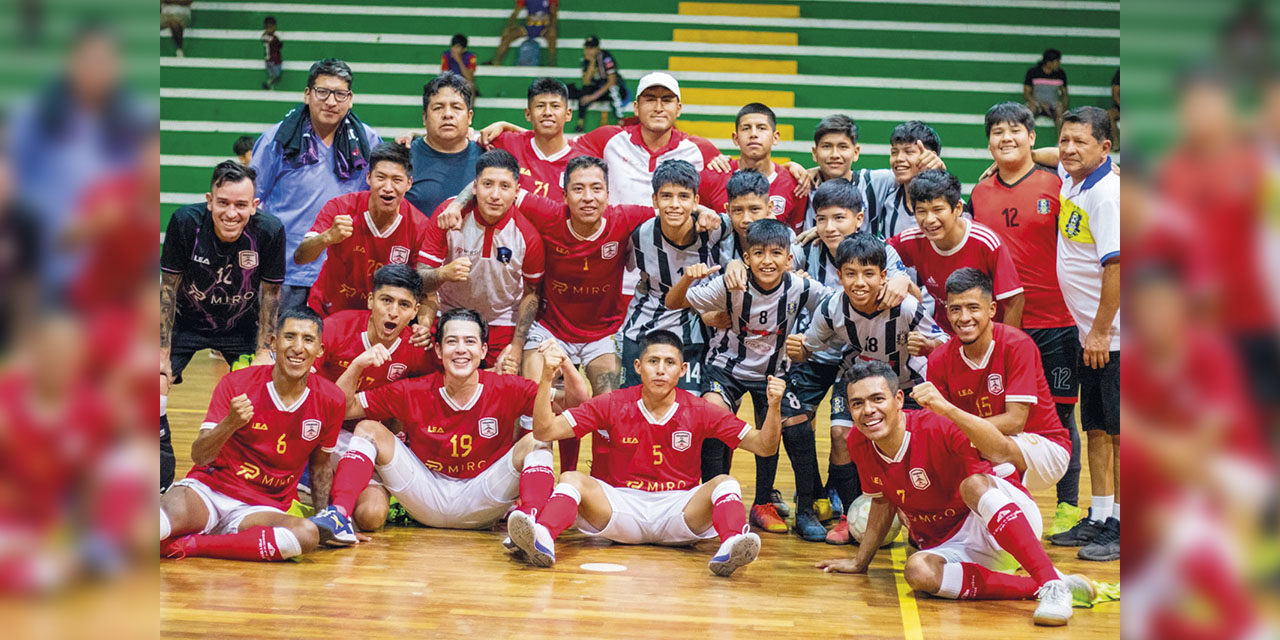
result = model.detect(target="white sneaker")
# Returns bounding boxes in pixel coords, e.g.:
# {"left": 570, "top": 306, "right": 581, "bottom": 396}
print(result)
{"left": 708, "top": 532, "right": 760, "bottom": 577}
{"left": 1062, "top": 573, "right": 1096, "bottom": 605}
{"left": 507, "top": 511, "right": 555, "bottom": 568}
{"left": 501, "top": 535, "right": 527, "bottom": 560}
{"left": 1033, "top": 579, "right": 1073, "bottom": 626}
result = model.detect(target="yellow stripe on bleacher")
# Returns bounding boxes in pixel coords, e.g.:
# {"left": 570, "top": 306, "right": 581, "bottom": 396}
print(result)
{"left": 669, "top": 56, "right": 797, "bottom": 75}
{"left": 682, "top": 87, "right": 796, "bottom": 108}
{"left": 673, "top": 29, "right": 799, "bottom": 46}
{"left": 676, "top": 120, "right": 795, "bottom": 141}
{"left": 677, "top": 2, "right": 801, "bottom": 18}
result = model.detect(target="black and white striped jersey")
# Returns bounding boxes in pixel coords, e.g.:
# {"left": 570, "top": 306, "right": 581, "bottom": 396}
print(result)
{"left": 716, "top": 226, "right": 797, "bottom": 265}
{"left": 803, "top": 168, "right": 882, "bottom": 233}
{"left": 803, "top": 290, "right": 945, "bottom": 390}
{"left": 621, "top": 215, "right": 732, "bottom": 346}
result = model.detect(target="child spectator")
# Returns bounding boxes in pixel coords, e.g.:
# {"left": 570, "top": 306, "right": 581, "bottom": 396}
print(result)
{"left": 442, "top": 34, "right": 479, "bottom": 97}
{"left": 261, "top": 16, "right": 283, "bottom": 90}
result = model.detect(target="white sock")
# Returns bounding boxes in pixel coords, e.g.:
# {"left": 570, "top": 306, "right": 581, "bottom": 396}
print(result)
{"left": 937, "top": 563, "right": 964, "bottom": 599}
{"left": 522, "top": 447, "right": 553, "bottom": 471}
{"left": 550, "top": 482, "right": 582, "bottom": 504}
{"left": 1089, "top": 495, "right": 1114, "bottom": 523}
{"left": 974, "top": 489, "right": 1010, "bottom": 526}
{"left": 274, "top": 527, "right": 302, "bottom": 559}
{"left": 160, "top": 395, "right": 168, "bottom": 417}
{"left": 1111, "top": 502, "right": 1120, "bottom": 522}
{"left": 711, "top": 478, "right": 743, "bottom": 503}
{"left": 160, "top": 509, "right": 171, "bottom": 541}
{"left": 346, "top": 434, "right": 378, "bottom": 461}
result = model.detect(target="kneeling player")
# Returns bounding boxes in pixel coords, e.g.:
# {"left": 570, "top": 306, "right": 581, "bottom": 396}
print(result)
{"left": 816, "top": 361, "right": 1093, "bottom": 626}
{"left": 160, "top": 308, "right": 346, "bottom": 561}
{"left": 508, "top": 330, "right": 785, "bottom": 577}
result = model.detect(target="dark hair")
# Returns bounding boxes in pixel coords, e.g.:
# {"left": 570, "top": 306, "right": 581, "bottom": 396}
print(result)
{"left": 638, "top": 330, "right": 683, "bottom": 358}
{"left": 451, "top": 33, "right": 468, "bottom": 48}
{"left": 232, "top": 135, "right": 255, "bottom": 157}
{"left": 369, "top": 141, "right": 412, "bottom": 174}
{"left": 944, "top": 267, "right": 993, "bottom": 300}
{"left": 1062, "top": 106, "right": 1113, "bottom": 144}
{"left": 438, "top": 308, "right": 488, "bottom": 344}
{"left": 308, "top": 58, "right": 354, "bottom": 90}
{"left": 372, "top": 264, "right": 423, "bottom": 299}
{"left": 210, "top": 160, "right": 256, "bottom": 189}
{"left": 475, "top": 149, "right": 520, "bottom": 182}
{"left": 564, "top": 155, "right": 609, "bottom": 189}
{"left": 726, "top": 169, "right": 769, "bottom": 203}
{"left": 846, "top": 359, "right": 900, "bottom": 394}
{"left": 528, "top": 77, "right": 569, "bottom": 104}
{"left": 264, "top": 16, "right": 277, "bottom": 27}
{"left": 744, "top": 219, "right": 792, "bottom": 252}
{"left": 835, "top": 233, "right": 886, "bottom": 271}
{"left": 984, "top": 101, "right": 1036, "bottom": 137}
{"left": 584, "top": 35, "right": 600, "bottom": 48}
{"left": 890, "top": 120, "right": 941, "bottom": 154}
{"left": 423, "top": 72, "right": 473, "bottom": 111}
{"left": 1040, "top": 48, "right": 1062, "bottom": 64}
{"left": 651, "top": 159, "right": 699, "bottom": 195}
{"left": 810, "top": 178, "right": 864, "bottom": 214}
{"left": 906, "top": 169, "right": 962, "bottom": 209}
{"left": 736, "top": 102, "right": 777, "bottom": 130}
{"left": 276, "top": 306, "right": 323, "bottom": 338}
{"left": 813, "top": 114, "right": 859, "bottom": 145}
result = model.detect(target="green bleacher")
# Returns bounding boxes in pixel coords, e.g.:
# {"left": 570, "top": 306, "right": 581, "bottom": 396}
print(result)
{"left": 160, "top": 0, "right": 1119, "bottom": 224}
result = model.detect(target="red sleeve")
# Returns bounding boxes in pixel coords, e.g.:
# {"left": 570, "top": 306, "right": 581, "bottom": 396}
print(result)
{"left": 319, "top": 389, "right": 344, "bottom": 452}
{"left": 702, "top": 400, "right": 750, "bottom": 447}
{"left": 790, "top": 194, "right": 810, "bottom": 232}
{"left": 419, "top": 200, "right": 452, "bottom": 267}
{"left": 697, "top": 169, "right": 728, "bottom": 213}
{"left": 564, "top": 394, "right": 607, "bottom": 439}
{"left": 926, "top": 348, "right": 953, "bottom": 399}
{"left": 309, "top": 195, "right": 341, "bottom": 235}
{"left": 887, "top": 233, "right": 915, "bottom": 268}
{"left": 520, "top": 219, "right": 545, "bottom": 282}
{"left": 1004, "top": 334, "right": 1042, "bottom": 405}
{"left": 201, "top": 372, "right": 236, "bottom": 429}
{"left": 515, "top": 191, "right": 564, "bottom": 228}
{"left": 509, "top": 375, "right": 539, "bottom": 418}
{"left": 847, "top": 439, "right": 884, "bottom": 498}
{"left": 441, "top": 54, "right": 449, "bottom": 72}
{"left": 358, "top": 380, "right": 410, "bottom": 422}
{"left": 689, "top": 135, "right": 722, "bottom": 166}
{"left": 990, "top": 242, "right": 1024, "bottom": 301}
{"left": 466, "top": 53, "right": 477, "bottom": 72}
{"left": 617, "top": 204, "right": 656, "bottom": 233}
{"left": 941, "top": 419, "right": 994, "bottom": 476}
{"left": 572, "top": 126, "right": 620, "bottom": 158}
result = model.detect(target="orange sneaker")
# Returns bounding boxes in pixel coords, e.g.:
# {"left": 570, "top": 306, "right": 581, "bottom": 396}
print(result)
{"left": 826, "top": 515, "right": 852, "bottom": 545}
{"left": 750, "top": 503, "right": 789, "bottom": 534}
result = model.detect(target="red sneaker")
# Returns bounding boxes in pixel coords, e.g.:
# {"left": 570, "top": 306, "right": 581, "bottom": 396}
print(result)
{"left": 161, "top": 535, "right": 196, "bottom": 559}
{"left": 826, "top": 516, "right": 852, "bottom": 545}
{"left": 750, "top": 503, "right": 788, "bottom": 534}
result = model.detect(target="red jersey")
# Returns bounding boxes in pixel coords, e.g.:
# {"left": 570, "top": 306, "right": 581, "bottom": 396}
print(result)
{"left": 849, "top": 410, "right": 1009, "bottom": 549}
{"left": 491, "top": 130, "right": 581, "bottom": 203}
{"left": 305, "top": 191, "right": 430, "bottom": 317}
{"left": 697, "top": 161, "right": 804, "bottom": 230}
{"left": 927, "top": 323, "right": 1069, "bottom": 452}
{"left": 313, "top": 310, "right": 439, "bottom": 389}
{"left": 357, "top": 370, "right": 536, "bottom": 479}
{"left": 187, "top": 366, "right": 345, "bottom": 511}
{"left": 69, "top": 171, "right": 159, "bottom": 311}
{"left": 971, "top": 167, "right": 1073, "bottom": 329}
{"left": 889, "top": 219, "right": 1024, "bottom": 336}
{"left": 563, "top": 386, "right": 751, "bottom": 492}
{"left": 517, "top": 192, "right": 654, "bottom": 342}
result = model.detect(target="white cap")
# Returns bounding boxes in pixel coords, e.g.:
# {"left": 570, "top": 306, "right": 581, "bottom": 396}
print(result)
{"left": 635, "top": 72, "right": 681, "bottom": 100}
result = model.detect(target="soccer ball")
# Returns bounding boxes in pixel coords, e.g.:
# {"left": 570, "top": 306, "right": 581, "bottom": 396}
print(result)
{"left": 848, "top": 494, "right": 903, "bottom": 548}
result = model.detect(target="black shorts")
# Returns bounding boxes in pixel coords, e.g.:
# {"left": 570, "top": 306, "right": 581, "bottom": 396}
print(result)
{"left": 621, "top": 336, "right": 705, "bottom": 393}
{"left": 781, "top": 360, "right": 852, "bottom": 427}
{"left": 1233, "top": 333, "right": 1280, "bottom": 409}
{"left": 1079, "top": 350, "right": 1119, "bottom": 435}
{"left": 703, "top": 365, "right": 769, "bottom": 424}
{"left": 168, "top": 326, "right": 256, "bottom": 384}
{"left": 1027, "top": 326, "right": 1080, "bottom": 404}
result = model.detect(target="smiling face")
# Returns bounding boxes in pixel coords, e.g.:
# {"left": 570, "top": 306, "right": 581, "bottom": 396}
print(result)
{"left": 987, "top": 120, "right": 1035, "bottom": 168}
{"left": 944, "top": 286, "right": 995, "bottom": 346}
{"left": 745, "top": 242, "right": 790, "bottom": 289}
{"left": 565, "top": 165, "right": 608, "bottom": 227}
{"left": 812, "top": 133, "right": 859, "bottom": 180}
{"left": 435, "top": 319, "right": 486, "bottom": 379}
{"left": 733, "top": 113, "right": 779, "bottom": 163}
{"left": 1058, "top": 122, "right": 1111, "bottom": 182}
{"left": 839, "top": 259, "right": 885, "bottom": 311}
{"left": 912, "top": 197, "right": 963, "bottom": 243}
{"left": 424, "top": 86, "right": 473, "bottom": 145}
{"left": 635, "top": 343, "right": 687, "bottom": 397}
{"left": 652, "top": 183, "right": 698, "bottom": 231}
{"left": 206, "top": 178, "right": 258, "bottom": 242}
{"left": 889, "top": 141, "right": 924, "bottom": 184}
{"left": 274, "top": 317, "right": 324, "bottom": 380}
{"left": 846, "top": 375, "right": 904, "bottom": 444}
{"left": 634, "top": 87, "right": 681, "bottom": 135}
{"left": 366, "top": 160, "right": 411, "bottom": 216}
{"left": 367, "top": 285, "right": 419, "bottom": 343}
{"left": 305, "top": 74, "right": 353, "bottom": 133}
{"left": 526, "top": 92, "right": 570, "bottom": 138}
{"left": 474, "top": 166, "right": 519, "bottom": 222}
{"left": 727, "top": 193, "right": 772, "bottom": 241}
{"left": 814, "top": 206, "right": 863, "bottom": 253}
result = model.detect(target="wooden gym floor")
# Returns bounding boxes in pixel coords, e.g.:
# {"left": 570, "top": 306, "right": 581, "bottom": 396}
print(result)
{"left": 161, "top": 352, "right": 1120, "bottom": 639}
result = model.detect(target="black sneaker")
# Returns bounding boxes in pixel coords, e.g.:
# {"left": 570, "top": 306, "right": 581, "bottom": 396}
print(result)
{"left": 768, "top": 489, "right": 791, "bottom": 518}
{"left": 1047, "top": 517, "right": 1102, "bottom": 547}
{"left": 1077, "top": 517, "right": 1120, "bottom": 561}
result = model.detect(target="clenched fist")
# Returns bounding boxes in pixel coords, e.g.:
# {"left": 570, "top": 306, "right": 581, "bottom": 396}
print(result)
{"left": 356, "top": 343, "right": 392, "bottom": 369}
{"left": 766, "top": 375, "right": 787, "bottom": 406}
{"left": 909, "top": 381, "right": 951, "bottom": 415}
{"left": 227, "top": 394, "right": 255, "bottom": 429}
{"left": 326, "top": 214, "right": 354, "bottom": 244}
{"left": 785, "top": 334, "right": 807, "bottom": 362}
{"left": 441, "top": 257, "right": 472, "bottom": 282}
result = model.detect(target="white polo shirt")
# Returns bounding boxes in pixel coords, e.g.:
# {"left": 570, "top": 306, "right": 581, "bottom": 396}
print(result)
{"left": 1056, "top": 157, "right": 1120, "bottom": 350}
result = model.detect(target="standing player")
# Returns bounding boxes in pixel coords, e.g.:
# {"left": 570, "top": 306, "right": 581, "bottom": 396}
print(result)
{"left": 294, "top": 143, "right": 428, "bottom": 317}
{"left": 481, "top": 78, "right": 581, "bottom": 202}
{"left": 923, "top": 268, "right": 1071, "bottom": 496}
{"left": 160, "top": 308, "right": 349, "bottom": 561}
{"left": 510, "top": 330, "right": 786, "bottom": 577}
{"left": 404, "top": 73, "right": 483, "bottom": 217}
{"left": 418, "top": 150, "right": 545, "bottom": 371}
{"left": 867, "top": 121, "right": 948, "bottom": 240}
{"left": 816, "top": 361, "right": 1094, "bottom": 627}
{"left": 890, "top": 169, "right": 1025, "bottom": 335}
{"left": 667, "top": 219, "right": 827, "bottom": 541}
{"left": 971, "top": 102, "right": 1083, "bottom": 535}
{"left": 800, "top": 115, "right": 879, "bottom": 232}
{"left": 697, "top": 104, "right": 804, "bottom": 229}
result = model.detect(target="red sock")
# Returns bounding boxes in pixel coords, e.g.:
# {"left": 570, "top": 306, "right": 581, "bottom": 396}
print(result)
{"left": 538, "top": 489, "right": 580, "bottom": 539}
{"left": 518, "top": 451, "right": 556, "bottom": 515}
{"left": 711, "top": 482, "right": 748, "bottom": 542}
{"left": 558, "top": 438, "right": 580, "bottom": 473}
{"left": 985, "top": 501, "right": 1058, "bottom": 586}
{"left": 188, "top": 526, "right": 289, "bottom": 561}
{"left": 330, "top": 449, "right": 375, "bottom": 516}
{"left": 955, "top": 563, "right": 1040, "bottom": 600}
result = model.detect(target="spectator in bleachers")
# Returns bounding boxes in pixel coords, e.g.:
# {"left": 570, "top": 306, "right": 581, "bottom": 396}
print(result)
{"left": 404, "top": 73, "right": 482, "bottom": 217}
{"left": 1024, "top": 49, "right": 1069, "bottom": 133}
{"left": 250, "top": 58, "right": 382, "bottom": 311}
{"left": 233, "top": 135, "right": 254, "bottom": 165}
{"left": 161, "top": 0, "right": 192, "bottom": 58}
{"left": 571, "top": 35, "right": 628, "bottom": 132}
{"left": 442, "top": 34, "right": 479, "bottom": 97}
{"left": 1109, "top": 69, "right": 1120, "bottom": 146}
{"left": 488, "top": 0, "right": 558, "bottom": 66}
{"left": 261, "top": 16, "right": 283, "bottom": 90}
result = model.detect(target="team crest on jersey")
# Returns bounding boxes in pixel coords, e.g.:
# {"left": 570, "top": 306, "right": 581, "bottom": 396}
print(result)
{"left": 387, "top": 363, "right": 407, "bottom": 380}
{"left": 389, "top": 245, "right": 410, "bottom": 265}
{"left": 671, "top": 430, "right": 692, "bottom": 451}
{"left": 601, "top": 241, "right": 619, "bottom": 260}
{"left": 909, "top": 467, "right": 931, "bottom": 490}
{"left": 478, "top": 417, "right": 500, "bottom": 439}
{"left": 301, "top": 419, "right": 321, "bottom": 441}
{"left": 987, "top": 374, "right": 1005, "bottom": 395}
{"left": 496, "top": 247, "right": 513, "bottom": 264}
{"left": 1036, "top": 198, "right": 1052, "bottom": 215}
{"left": 238, "top": 250, "right": 259, "bottom": 270}
{"left": 786, "top": 301, "right": 797, "bottom": 316}
{"left": 769, "top": 195, "right": 786, "bottom": 216}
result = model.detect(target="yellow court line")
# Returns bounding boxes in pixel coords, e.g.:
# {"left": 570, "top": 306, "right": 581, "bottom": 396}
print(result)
{"left": 682, "top": 87, "right": 796, "bottom": 108}
{"left": 669, "top": 56, "right": 798, "bottom": 75}
{"left": 675, "top": 119, "right": 795, "bottom": 140}
{"left": 890, "top": 540, "right": 925, "bottom": 640}
{"left": 678, "top": 2, "right": 800, "bottom": 18}
{"left": 168, "top": 408, "right": 208, "bottom": 414}
{"left": 673, "top": 29, "right": 799, "bottom": 46}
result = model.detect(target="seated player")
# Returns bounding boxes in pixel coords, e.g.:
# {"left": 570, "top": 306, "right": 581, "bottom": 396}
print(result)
{"left": 508, "top": 330, "right": 786, "bottom": 577}
{"left": 311, "top": 264, "right": 439, "bottom": 531}
{"left": 419, "top": 150, "right": 545, "bottom": 370}
{"left": 326, "top": 308, "right": 587, "bottom": 532}
{"left": 295, "top": 142, "right": 429, "bottom": 317}
{"left": 919, "top": 268, "right": 1071, "bottom": 493}
{"left": 789, "top": 233, "right": 945, "bottom": 543}
{"left": 160, "top": 308, "right": 349, "bottom": 561}
{"left": 698, "top": 103, "right": 804, "bottom": 230}
{"left": 816, "top": 361, "right": 1094, "bottom": 626}
{"left": 666, "top": 219, "right": 827, "bottom": 541}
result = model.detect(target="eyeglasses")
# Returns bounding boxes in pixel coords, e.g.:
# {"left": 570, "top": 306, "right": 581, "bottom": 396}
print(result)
{"left": 309, "top": 87, "right": 352, "bottom": 102}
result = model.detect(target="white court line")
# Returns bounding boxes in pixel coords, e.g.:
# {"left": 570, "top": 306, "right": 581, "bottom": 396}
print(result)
{"left": 801, "top": 0, "right": 1116, "bottom": 9}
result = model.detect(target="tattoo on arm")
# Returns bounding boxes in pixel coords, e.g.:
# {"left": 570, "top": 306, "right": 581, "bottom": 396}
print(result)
{"left": 256, "top": 282, "right": 282, "bottom": 352}
{"left": 160, "top": 272, "right": 183, "bottom": 352}
{"left": 512, "top": 285, "right": 540, "bottom": 346}
{"left": 309, "top": 448, "right": 334, "bottom": 508}
{"left": 418, "top": 264, "right": 447, "bottom": 294}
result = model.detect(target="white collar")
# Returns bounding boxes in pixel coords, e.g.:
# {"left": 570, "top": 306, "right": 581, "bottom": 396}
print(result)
{"left": 929, "top": 218, "right": 971, "bottom": 257}
{"left": 364, "top": 209, "right": 403, "bottom": 239}
{"left": 531, "top": 135, "right": 572, "bottom": 163}
{"left": 361, "top": 330, "right": 402, "bottom": 356}
{"left": 960, "top": 338, "right": 996, "bottom": 370}
{"left": 440, "top": 383, "right": 483, "bottom": 411}
{"left": 567, "top": 216, "right": 607, "bottom": 242}
{"left": 267, "top": 380, "right": 311, "bottom": 413}
{"left": 637, "top": 400, "right": 679, "bottom": 425}
{"left": 874, "top": 429, "right": 911, "bottom": 464}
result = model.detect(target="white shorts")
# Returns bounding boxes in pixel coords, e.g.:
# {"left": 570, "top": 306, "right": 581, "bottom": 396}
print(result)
{"left": 160, "top": 4, "right": 192, "bottom": 28}
{"left": 524, "top": 322, "right": 617, "bottom": 368}
{"left": 1012, "top": 433, "right": 1070, "bottom": 492}
{"left": 576, "top": 478, "right": 717, "bottom": 546}
{"left": 375, "top": 436, "right": 519, "bottom": 530}
{"left": 171, "top": 478, "right": 287, "bottom": 535}
{"left": 914, "top": 474, "right": 1041, "bottom": 572}
{"left": 331, "top": 430, "right": 385, "bottom": 490}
